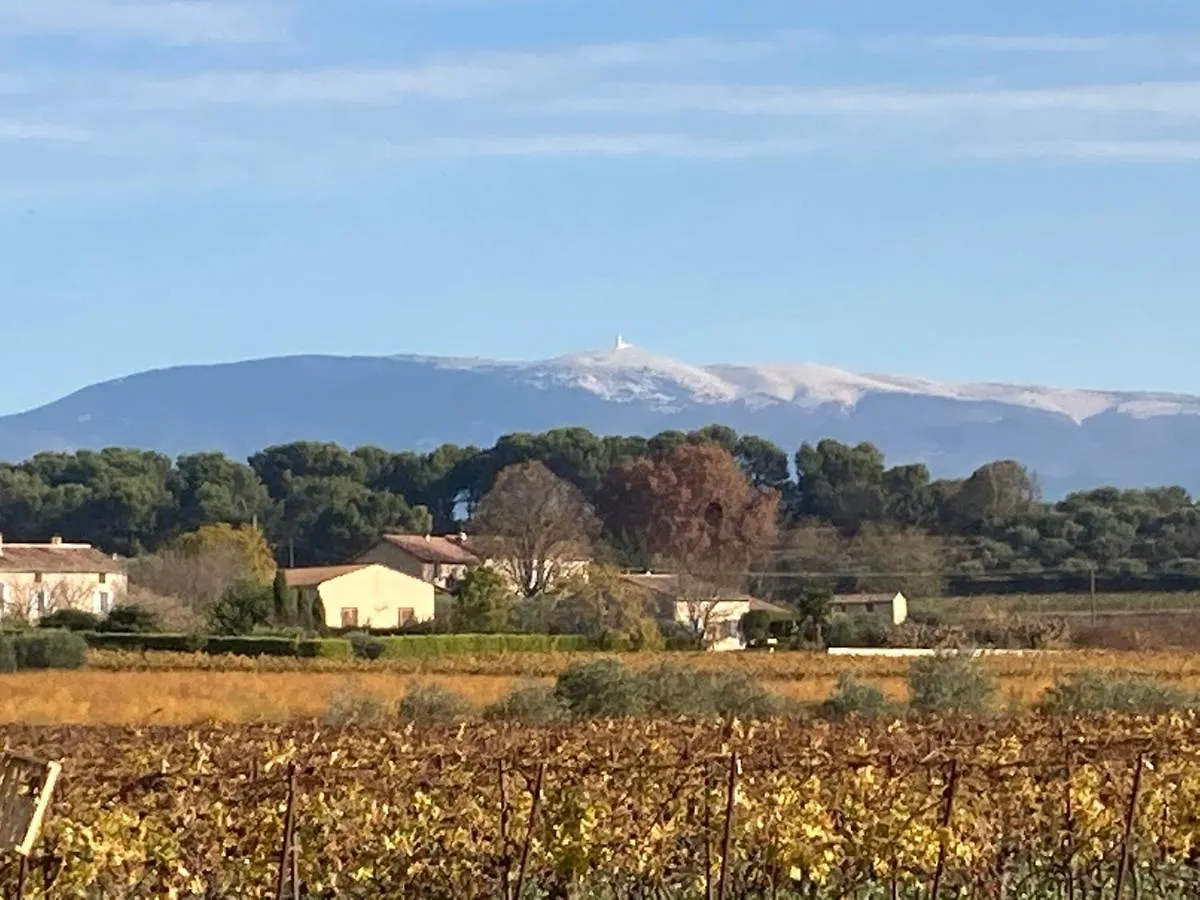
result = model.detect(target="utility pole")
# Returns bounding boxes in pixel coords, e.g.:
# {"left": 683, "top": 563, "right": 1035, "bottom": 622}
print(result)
{"left": 1089, "top": 564, "right": 1097, "bottom": 625}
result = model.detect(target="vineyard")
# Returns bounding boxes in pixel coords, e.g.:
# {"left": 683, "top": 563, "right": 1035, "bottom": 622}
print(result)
{"left": 4, "top": 716, "right": 1200, "bottom": 898}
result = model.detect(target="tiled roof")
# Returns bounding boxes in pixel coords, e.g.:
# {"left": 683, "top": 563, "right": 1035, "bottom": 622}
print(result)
{"left": 379, "top": 534, "right": 479, "bottom": 565}
{"left": 749, "top": 598, "right": 795, "bottom": 617}
{"left": 833, "top": 593, "right": 901, "bottom": 605}
{"left": 0, "top": 543, "right": 123, "bottom": 575}
{"left": 621, "top": 573, "right": 750, "bottom": 601}
{"left": 283, "top": 565, "right": 369, "bottom": 588}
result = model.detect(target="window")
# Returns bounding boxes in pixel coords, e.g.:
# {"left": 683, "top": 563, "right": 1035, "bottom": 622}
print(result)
{"left": 99, "top": 573, "right": 107, "bottom": 584}
{"left": 864, "top": 603, "right": 875, "bottom": 614}
{"left": 0, "top": 582, "right": 7, "bottom": 617}
{"left": 398, "top": 608, "right": 415, "bottom": 627}
{"left": 340, "top": 608, "right": 359, "bottom": 628}
{"left": 33, "top": 590, "right": 47, "bottom": 620}
{"left": 94, "top": 591, "right": 112, "bottom": 615}
{"left": 34, "top": 572, "right": 43, "bottom": 583}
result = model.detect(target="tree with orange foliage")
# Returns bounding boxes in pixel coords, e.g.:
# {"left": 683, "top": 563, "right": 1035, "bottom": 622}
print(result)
{"left": 598, "top": 444, "right": 780, "bottom": 640}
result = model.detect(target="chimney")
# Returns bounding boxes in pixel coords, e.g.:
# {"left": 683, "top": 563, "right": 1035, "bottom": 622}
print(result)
{"left": 458, "top": 531, "right": 467, "bottom": 543}
{"left": 424, "top": 534, "right": 431, "bottom": 542}
{"left": 50, "top": 536, "right": 63, "bottom": 546}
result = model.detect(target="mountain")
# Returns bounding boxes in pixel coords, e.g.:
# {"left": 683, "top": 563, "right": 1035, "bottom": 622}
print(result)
{"left": 3, "top": 341, "right": 1200, "bottom": 496}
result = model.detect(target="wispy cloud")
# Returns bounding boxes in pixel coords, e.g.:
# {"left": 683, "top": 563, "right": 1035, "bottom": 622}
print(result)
{"left": 0, "top": 0, "right": 283, "bottom": 44}
{"left": 388, "top": 133, "right": 818, "bottom": 159}
{"left": 0, "top": 120, "right": 89, "bottom": 141}
{"left": 4, "top": 24, "right": 1200, "bottom": 203}
{"left": 977, "top": 139, "right": 1200, "bottom": 161}
{"left": 547, "top": 81, "right": 1200, "bottom": 119}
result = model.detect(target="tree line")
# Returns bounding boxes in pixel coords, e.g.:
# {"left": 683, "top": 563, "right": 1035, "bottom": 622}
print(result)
{"left": 3, "top": 425, "right": 1200, "bottom": 594}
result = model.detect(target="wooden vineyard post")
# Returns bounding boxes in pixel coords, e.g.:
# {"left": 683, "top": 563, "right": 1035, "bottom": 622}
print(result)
{"left": 928, "top": 759, "right": 959, "bottom": 900}
{"left": 703, "top": 772, "right": 713, "bottom": 900}
{"left": 0, "top": 752, "right": 61, "bottom": 900}
{"left": 498, "top": 761, "right": 511, "bottom": 900}
{"left": 1061, "top": 734, "right": 1076, "bottom": 900}
{"left": 274, "top": 764, "right": 298, "bottom": 900}
{"left": 512, "top": 762, "right": 546, "bottom": 900}
{"left": 716, "top": 751, "right": 740, "bottom": 900}
{"left": 1114, "top": 755, "right": 1145, "bottom": 900}
{"left": 15, "top": 853, "right": 28, "bottom": 900}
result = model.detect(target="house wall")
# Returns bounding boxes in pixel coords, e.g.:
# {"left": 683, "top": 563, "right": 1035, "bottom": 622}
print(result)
{"left": 0, "top": 571, "right": 128, "bottom": 622}
{"left": 830, "top": 594, "right": 909, "bottom": 626}
{"left": 356, "top": 544, "right": 469, "bottom": 589}
{"left": 674, "top": 599, "right": 751, "bottom": 653}
{"left": 315, "top": 565, "right": 435, "bottom": 630}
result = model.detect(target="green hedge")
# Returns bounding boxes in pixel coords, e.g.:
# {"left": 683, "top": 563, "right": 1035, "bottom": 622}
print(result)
{"left": 84, "top": 632, "right": 205, "bottom": 653}
{"left": 378, "top": 634, "right": 594, "bottom": 659}
{"left": 204, "top": 636, "right": 301, "bottom": 657}
{"left": 81, "top": 631, "right": 592, "bottom": 659}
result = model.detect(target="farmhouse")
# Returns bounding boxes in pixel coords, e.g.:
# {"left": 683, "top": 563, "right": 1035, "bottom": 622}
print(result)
{"left": 830, "top": 592, "right": 908, "bottom": 626}
{"left": 356, "top": 533, "right": 479, "bottom": 590}
{"left": 622, "top": 573, "right": 792, "bottom": 652}
{"left": 0, "top": 535, "right": 126, "bottom": 622}
{"left": 282, "top": 563, "right": 434, "bottom": 630}
{"left": 359, "top": 531, "right": 591, "bottom": 595}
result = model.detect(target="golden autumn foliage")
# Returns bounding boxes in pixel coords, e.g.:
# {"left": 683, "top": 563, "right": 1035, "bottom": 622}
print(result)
{"left": 3, "top": 716, "right": 1200, "bottom": 897}
{"left": 171, "top": 522, "right": 277, "bottom": 583}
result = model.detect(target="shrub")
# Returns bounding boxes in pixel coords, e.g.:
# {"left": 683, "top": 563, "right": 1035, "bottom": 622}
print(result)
{"left": 12, "top": 630, "right": 88, "bottom": 670}
{"left": 908, "top": 653, "right": 996, "bottom": 715}
{"left": 483, "top": 683, "right": 569, "bottom": 723}
{"left": 205, "top": 636, "right": 300, "bottom": 657}
{"left": 324, "top": 688, "right": 393, "bottom": 726}
{"left": 38, "top": 609, "right": 101, "bottom": 632}
{"left": 823, "top": 614, "right": 889, "bottom": 649}
{"left": 1039, "top": 670, "right": 1199, "bottom": 715}
{"left": 297, "top": 638, "right": 353, "bottom": 660}
{"left": 637, "top": 661, "right": 783, "bottom": 718}
{"left": 396, "top": 682, "right": 471, "bottom": 723}
{"left": 740, "top": 609, "right": 773, "bottom": 647}
{"left": 98, "top": 605, "right": 162, "bottom": 634}
{"left": 0, "top": 634, "right": 15, "bottom": 673}
{"left": 707, "top": 669, "right": 788, "bottom": 718}
{"left": 208, "top": 581, "right": 274, "bottom": 635}
{"left": 346, "top": 631, "right": 387, "bottom": 660}
{"left": 822, "top": 674, "right": 891, "bottom": 719}
{"left": 554, "top": 658, "right": 645, "bottom": 718}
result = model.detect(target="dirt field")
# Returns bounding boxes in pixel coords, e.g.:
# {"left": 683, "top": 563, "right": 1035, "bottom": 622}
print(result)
{"left": 4, "top": 649, "right": 1200, "bottom": 724}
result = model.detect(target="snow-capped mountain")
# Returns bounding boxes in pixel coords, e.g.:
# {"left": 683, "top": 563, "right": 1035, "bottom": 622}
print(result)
{"left": 3, "top": 342, "right": 1200, "bottom": 496}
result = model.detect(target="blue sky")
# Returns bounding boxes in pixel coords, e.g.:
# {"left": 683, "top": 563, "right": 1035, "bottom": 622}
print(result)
{"left": 2, "top": 0, "right": 1200, "bottom": 415}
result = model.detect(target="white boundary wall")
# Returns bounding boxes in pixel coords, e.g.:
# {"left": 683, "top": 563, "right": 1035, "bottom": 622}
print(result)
{"left": 827, "top": 647, "right": 1063, "bottom": 657}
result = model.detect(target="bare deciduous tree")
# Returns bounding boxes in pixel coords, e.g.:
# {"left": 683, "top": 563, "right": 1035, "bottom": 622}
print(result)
{"left": 0, "top": 578, "right": 109, "bottom": 623}
{"left": 471, "top": 461, "right": 599, "bottom": 598}
{"left": 125, "top": 544, "right": 259, "bottom": 621}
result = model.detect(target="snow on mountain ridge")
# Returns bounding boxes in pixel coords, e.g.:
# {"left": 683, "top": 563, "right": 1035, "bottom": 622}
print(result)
{"left": 403, "top": 344, "right": 1200, "bottom": 423}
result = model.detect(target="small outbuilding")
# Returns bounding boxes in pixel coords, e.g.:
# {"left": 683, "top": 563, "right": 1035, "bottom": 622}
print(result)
{"left": 830, "top": 592, "right": 908, "bottom": 626}
{"left": 282, "top": 563, "right": 434, "bottom": 630}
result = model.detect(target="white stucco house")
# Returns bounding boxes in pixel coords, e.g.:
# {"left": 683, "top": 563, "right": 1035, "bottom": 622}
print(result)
{"left": 0, "top": 535, "right": 126, "bottom": 623}
{"left": 283, "top": 563, "right": 435, "bottom": 630}
{"left": 622, "top": 572, "right": 793, "bottom": 652}
{"left": 830, "top": 592, "right": 909, "bottom": 626}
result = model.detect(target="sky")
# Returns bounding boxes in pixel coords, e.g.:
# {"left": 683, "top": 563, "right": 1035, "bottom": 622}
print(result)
{"left": 2, "top": 0, "right": 1200, "bottom": 415}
